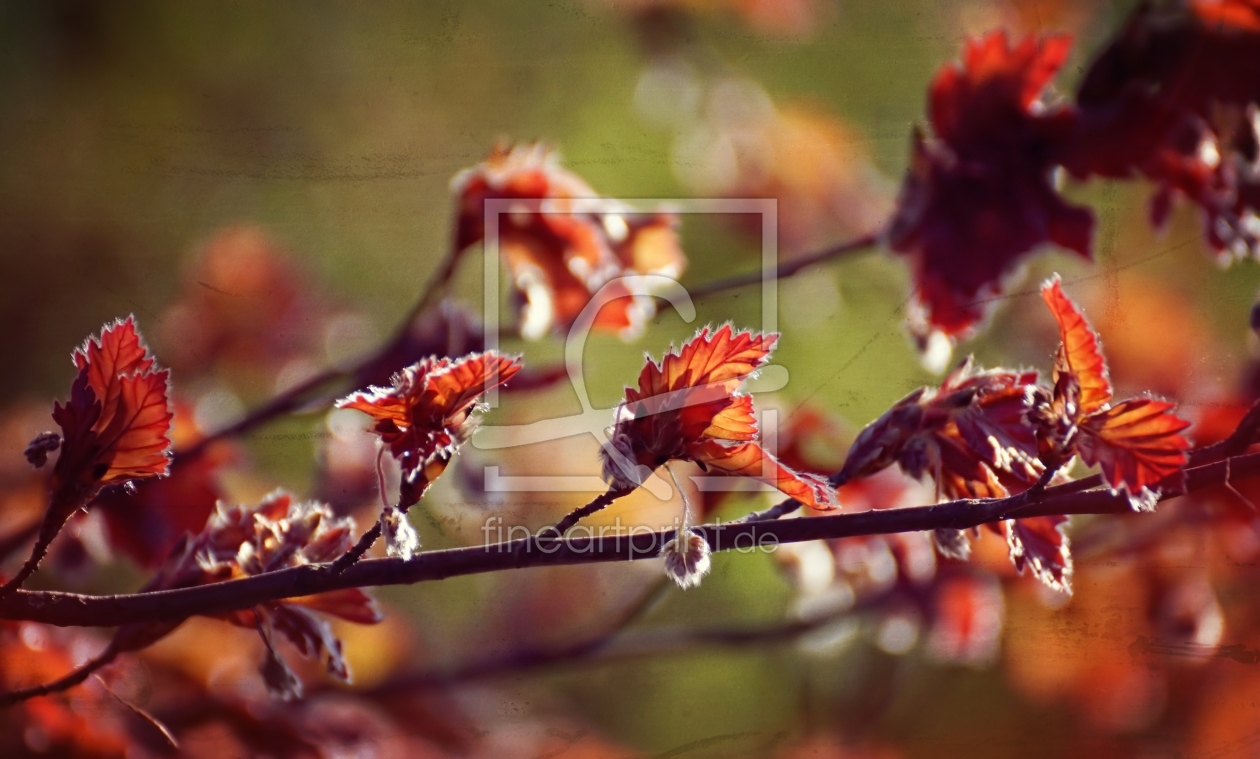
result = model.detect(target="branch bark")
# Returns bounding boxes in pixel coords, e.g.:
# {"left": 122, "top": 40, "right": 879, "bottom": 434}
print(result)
{"left": 1, "top": 449, "right": 1253, "bottom": 629}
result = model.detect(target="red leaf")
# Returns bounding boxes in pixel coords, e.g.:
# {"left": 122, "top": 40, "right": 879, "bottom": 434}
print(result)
{"left": 628, "top": 325, "right": 777, "bottom": 404}
{"left": 1067, "top": 1, "right": 1260, "bottom": 258}
{"left": 1041, "top": 276, "right": 1112, "bottom": 415}
{"left": 690, "top": 440, "right": 838, "bottom": 511}
{"left": 338, "top": 351, "right": 522, "bottom": 500}
{"left": 1077, "top": 398, "right": 1192, "bottom": 506}
{"left": 265, "top": 605, "right": 352, "bottom": 681}
{"left": 73, "top": 316, "right": 156, "bottom": 421}
{"left": 930, "top": 32, "right": 1073, "bottom": 154}
{"left": 52, "top": 317, "right": 173, "bottom": 489}
{"left": 890, "top": 32, "right": 1093, "bottom": 342}
{"left": 1004, "top": 514, "right": 1072, "bottom": 592}
{"left": 840, "top": 358, "right": 1044, "bottom": 501}
{"left": 122, "top": 490, "right": 384, "bottom": 688}
{"left": 603, "top": 325, "right": 837, "bottom": 508}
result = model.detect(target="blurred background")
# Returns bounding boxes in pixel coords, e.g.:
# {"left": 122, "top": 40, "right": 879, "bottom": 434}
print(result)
{"left": 5, "top": 0, "right": 1260, "bottom": 757}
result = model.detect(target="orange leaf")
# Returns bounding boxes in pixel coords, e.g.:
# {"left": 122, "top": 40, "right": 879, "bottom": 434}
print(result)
{"left": 74, "top": 317, "right": 156, "bottom": 426}
{"left": 690, "top": 440, "right": 838, "bottom": 511}
{"left": 628, "top": 324, "right": 776, "bottom": 403}
{"left": 53, "top": 317, "right": 173, "bottom": 488}
{"left": 337, "top": 351, "right": 522, "bottom": 493}
{"left": 1041, "top": 275, "right": 1112, "bottom": 416}
{"left": 1077, "top": 397, "right": 1192, "bottom": 506}
{"left": 603, "top": 325, "right": 835, "bottom": 507}
{"left": 94, "top": 369, "right": 173, "bottom": 484}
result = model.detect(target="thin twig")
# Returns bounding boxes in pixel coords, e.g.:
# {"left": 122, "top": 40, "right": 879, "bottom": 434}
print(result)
{"left": 0, "top": 489, "right": 85, "bottom": 600}
{"left": 328, "top": 520, "right": 384, "bottom": 575}
{"left": 0, "top": 641, "right": 118, "bottom": 706}
{"left": 686, "top": 230, "right": 883, "bottom": 300}
{"left": 177, "top": 242, "right": 468, "bottom": 462}
{"left": 3, "top": 450, "right": 1257, "bottom": 630}
{"left": 551, "top": 488, "right": 634, "bottom": 536}
{"left": 95, "top": 675, "right": 180, "bottom": 750}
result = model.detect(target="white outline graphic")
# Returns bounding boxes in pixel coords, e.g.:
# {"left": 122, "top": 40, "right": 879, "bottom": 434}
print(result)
{"left": 471, "top": 199, "right": 785, "bottom": 499}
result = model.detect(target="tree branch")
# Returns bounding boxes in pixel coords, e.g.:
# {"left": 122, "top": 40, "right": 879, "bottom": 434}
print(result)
{"left": 552, "top": 487, "right": 634, "bottom": 536}
{"left": 686, "top": 230, "right": 883, "bottom": 300}
{"left": 176, "top": 240, "right": 467, "bottom": 462}
{"left": 1, "top": 449, "right": 1254, "bottom": 629}
{"left": 0, "top": 641, "right": 118, "bottom": 706}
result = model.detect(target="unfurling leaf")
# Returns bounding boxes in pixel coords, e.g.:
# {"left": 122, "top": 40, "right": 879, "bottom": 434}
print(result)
{"left": 601, "top": 325, "right": 837, "bottom": 509}
{"left": 838, "top": 356, "right": 1072, "bottom": 590}
{"left": 1037, "top": 276, "right": 1191, "bottom": 507}
{"left": 115, "top": 490, "right": 383, "bottom": 697}
{"left": 52, "top": 317, "right": 173, "bottom": 492}
{"left": 662, "top": 528, "right": 712, "bottom": 590}
{"left": 839, "top": 357, "right": 1044, "bottom": 502}
{"left": 1042, "top": 275, "right": 1111, "bottom": 416}
{"left": 338, "top": 351, "right": 523, "bottom": 505}
{"left": 1066, "top": 0, "right": 1260, "bottom": 260}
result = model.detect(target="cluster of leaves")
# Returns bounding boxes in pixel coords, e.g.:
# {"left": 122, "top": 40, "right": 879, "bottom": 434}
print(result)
{"left": 114, "top": 490, "right": 383, "bottom": 700}
{"left": 890, "top": 1, "right": 1260, "bottom": 345}
{"left": 836, "top": 276, "right": 1191, "bottom": 592}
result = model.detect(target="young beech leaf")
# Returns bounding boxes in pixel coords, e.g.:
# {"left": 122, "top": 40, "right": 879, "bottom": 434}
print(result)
{"left": 116, "top": 490, "right": 383, "bottom": 698}
{"left": 1042, "top": 276, "right": 1112, "bottom": 416}
{"left": 601, "top": 324, "right": 837, "bottom": 510}
{"left": 1076, "top": 399, "right": 1192, "bottom": 508}
{"left": 1039, "top": 277, "right": 1191, "bottom": 507}
{"left": 838, "top": 357, "right": 1072, "bottom": 591}
{"left": 337, "top": 351, "right": 522, "bottom": 506}
{"left": 52, "top": 317, "right": 173, "bottom": 491}
{"left": 1004, "top": 514, "right": 1072, "bottom": 593}
{"left": 1065, "top": 0, "right": 1260, "bottom": 260}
